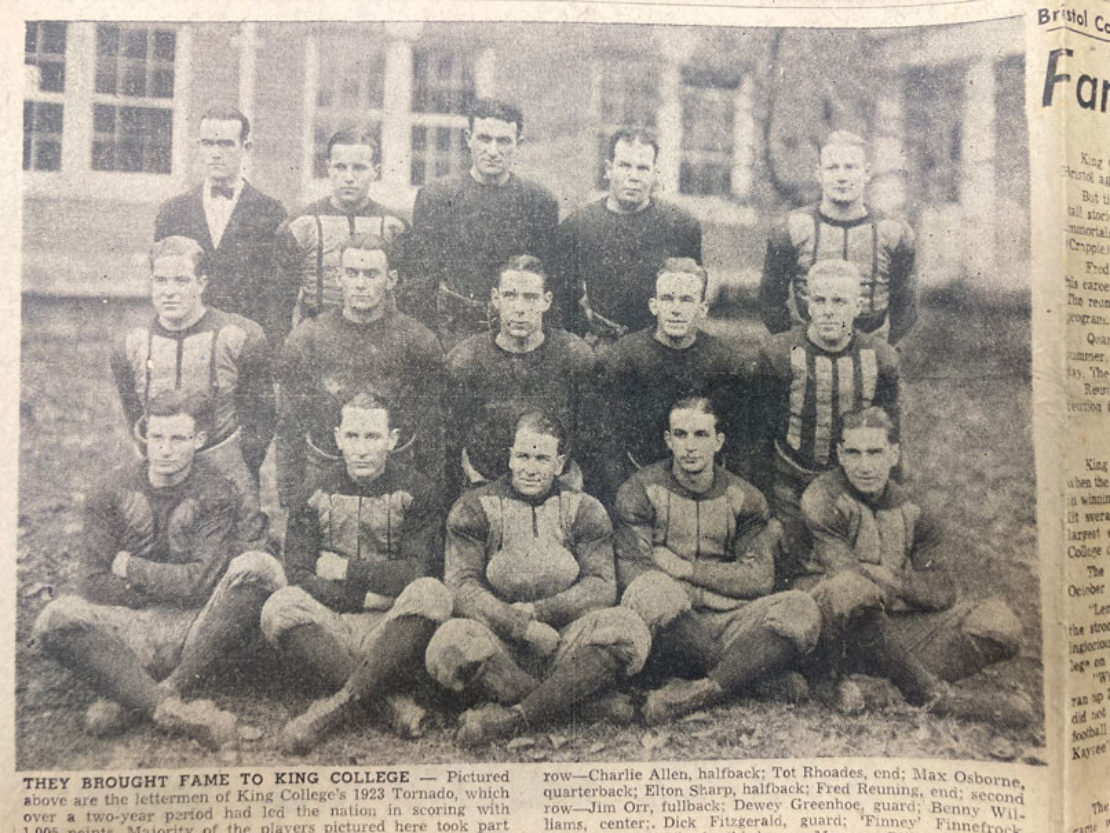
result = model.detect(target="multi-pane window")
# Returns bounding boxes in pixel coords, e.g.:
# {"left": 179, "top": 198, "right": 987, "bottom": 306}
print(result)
{"left": 24, "top": 21, "right": 67, "bottom": 171}
{"left": 313, "top": 34, "right": 386, "bottom": 178}
{"left": 594, "top": 61, "right": 659, "bottom": 187}
{"left": 409, "top": 48, "right": 475, "bottom": 185}
{"left": 679, "top": 69, "right": 736, "bottom": 197}
{"left": 91, "top": 24, "right": 175, "bottom": 173}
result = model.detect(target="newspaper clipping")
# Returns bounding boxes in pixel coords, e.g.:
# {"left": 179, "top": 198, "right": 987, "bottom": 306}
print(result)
{"left": 10, "top": 0, "right": 1094, "bottom": 830}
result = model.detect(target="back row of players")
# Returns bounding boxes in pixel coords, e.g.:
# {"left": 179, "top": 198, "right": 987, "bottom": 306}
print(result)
{"left": 33, "top": 101, "right": 1032, "bottom": 754}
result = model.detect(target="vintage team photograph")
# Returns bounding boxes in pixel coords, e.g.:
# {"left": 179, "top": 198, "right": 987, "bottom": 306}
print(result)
{"left": 16, "top": 16, "right": 1043, "bottom": 768}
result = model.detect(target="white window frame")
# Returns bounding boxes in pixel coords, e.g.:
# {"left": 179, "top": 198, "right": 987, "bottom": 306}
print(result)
{"left": 23, "top": 21, "right": 192, "bottom": 205}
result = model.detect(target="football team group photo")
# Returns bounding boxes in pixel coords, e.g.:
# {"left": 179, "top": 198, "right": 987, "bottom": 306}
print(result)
{"left": 16, "top": 18, "right": 1042, "bottom": 767}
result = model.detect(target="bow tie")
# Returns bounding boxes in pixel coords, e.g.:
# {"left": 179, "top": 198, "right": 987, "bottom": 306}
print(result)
{"left": 210, "top": 184, "right": 235, "bottom": 200}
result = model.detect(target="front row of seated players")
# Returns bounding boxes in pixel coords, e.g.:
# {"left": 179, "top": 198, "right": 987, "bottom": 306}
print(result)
{"left": 34, "top": 389, "right": 1032, "bottom": 752}
{"left": 33, "top": 391, "right": 286, "bottom": 748}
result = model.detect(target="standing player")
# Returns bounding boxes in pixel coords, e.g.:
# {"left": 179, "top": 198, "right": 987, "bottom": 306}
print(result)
{"left": 614, "top": 397, "right": 821, "bottom": 725}
{"left": 797, "top": 407, "right": 1032, "bottom": 726}
{"left": 425, "top": 411, "right": 651, "bottom": 746}
{"left": 411, "top": 99, "right": 559, "bottom": 347}
{"left": 754, "top": 259, "right": 901, "bottom": 576}
{"left": 557, "top": 127, "right": 702, "bottom": 343}
{"left": 33, "top": 392, "right": 285, "bottom": 748}
{"left": 598, "top": 258, "right": 750, "bottom": 503}
{"left": 276, "top": 233, "right": 444, "bottom": 507}
{"left": 760, "top": 131, "right": 917, "bottom": 344}
{"left": 111, "top": 236, "right": 274, "bottom": 514}
{"left": 154, "top": 105, "right": 286, "bottom": 343}
{"left": 445, "top": 255, "right": 597, "bottom": 495}
{"left": 261, "top": 393, "right": 452, "bottom": 753}
{"left": 272, "top": 128, "right": 408, "bottom": 342}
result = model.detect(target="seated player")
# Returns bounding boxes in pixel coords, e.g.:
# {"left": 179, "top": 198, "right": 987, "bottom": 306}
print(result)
{"left": 599, "top": 257, "right": 750, "bottom": 504}
{"left": 754, "top": 259, "right": 900, "bottom": 578}
{"left": 796, "top": 407, "right": 1032, "bottom": 726}
{"left": 614, "top": 397, "right": 821, "bottom": 724}
{"left": 262, "top": 393, "right": 453, "bottom": 753}
{"left": 445, "top": 255, "right": 597, "bottom": 495}
{"left": 276, "top": 231, "right": 444, "bottom": 507}
{"left": 111, "top": 235, "right": 274, "bottom": 514}
{"left": 425, "top": 411, "right": 651, "bottom": 746}
{"left": 272, "top": 127, "right": 408, "bottom": 340}
{"left": 33, "top": 391, "right": 285, "bottom": 749}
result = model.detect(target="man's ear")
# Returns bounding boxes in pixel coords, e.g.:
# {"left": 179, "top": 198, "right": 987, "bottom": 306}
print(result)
{"left": 540, "top": 290, "right": 553, "bottom": 313}
{"left": 603, "top": 159, "right": 613, "bottom": 181}
{"left": 648, "top": 297, "right": 660, "bottom": 317}
{"left": 387, "top": 269, "right": 399, "bottom": 291}
{"left": 387, "top": 427, "right": 401, "bottom": 452}
{"left": 889, "top": 442, "right": 901, "bottom": 467}
{"left": 193, "top": 430, "right": 208, "bottom": 452}
{"left": 242, "top": 139, "right": 253, "bottom": 154}
{"left": 714, "top": 431, "right": 725, "bottom": 454}
{"left": 554, "top": 452, "right": 567, "bottom": 476}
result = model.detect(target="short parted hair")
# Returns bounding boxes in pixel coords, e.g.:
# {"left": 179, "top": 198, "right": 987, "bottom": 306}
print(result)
{"left": 669, "top": 396, "right": 721, "bottom": 431}
{"left": 327, "top": 127, "right": 381, "bottom": 165}
{"left": 146, "top": 389, "right": 213, "bottom": 437}
{"left": 806, "top": 258, "right": 862, "bottom": 283}
{"left": 200, "top": 104, "right": 250, "bottom": 143}
{"left": 149, "top": 236, "right": 207, "bottom": 275}
{"left": 820, "top": 130, "right": 867, "bottom": 155}
{"left": 467, "top": 99, "right": 524, "bottom": 136}
{"left": 608, "top": 126, "right": 660, "bottom": 162}
{"left": 339, "top": 231, "right": 400, "bottom": 269}
{"left": 840, "top": 406, "right": 897, "bottom": 444}
{"left": 497, "top": 254, "right": 548, "bottom": 291}
{"left": 656, "top": 257, "right": 709, "bottom": 297}
{"left": 338, "top": 391, "right": 393, "bottom": 428}
{"left": 513, "top": 409, "right": 569, "bottom": 456}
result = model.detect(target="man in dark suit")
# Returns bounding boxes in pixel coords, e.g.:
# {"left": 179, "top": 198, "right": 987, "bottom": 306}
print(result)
{"left": 154, "top": 105, "right": 287, "bottom": 344}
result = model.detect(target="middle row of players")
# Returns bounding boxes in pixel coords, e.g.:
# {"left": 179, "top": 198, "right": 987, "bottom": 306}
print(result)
{"left": 119, "top": 230, "right": 898, "bottom": 569}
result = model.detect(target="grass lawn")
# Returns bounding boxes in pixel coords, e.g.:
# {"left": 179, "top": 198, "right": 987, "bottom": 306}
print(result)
{"left": 15, "top": 295, "right": 1044, "bottom": 769}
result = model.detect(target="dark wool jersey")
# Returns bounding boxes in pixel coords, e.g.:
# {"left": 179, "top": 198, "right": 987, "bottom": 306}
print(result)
{"left": 800, "top": 469, "right": 954, "bottom": 611}
{"left": 79, "top": 459, "right": 242, "bottom": 610}
{"left": 614, "top": 462, "right": 774, "bottom": 601}
{"left": 756, "top": 327, "right": 900, "bottom": 473}
{"left": 760, "top": 204, "right": 917, "bottom": 343}
{"left": 283, "top": 463, "right": 442, "bottom": 613}
{"left": 275, "top": 303, "right": 444, "bottom": 502}
{"left": 556, "top": 198, "right": 702, "bottom": 333}
{"left": 445, "top": 328, "right": 598, "bottom": 480}
{"left": 411, "top": 172, "right": 559, "bottom": 304}
{"left": 273, "top": 195, "right": 408, "bottom": 334}
{"left": 110, "top": 308, "right": 275, "bottom": 471}
{"left": 600, "top": 328, "right": 752, "bottom": 470}
{"left": 445, "top": 476, "right": 616, "bottom": 639}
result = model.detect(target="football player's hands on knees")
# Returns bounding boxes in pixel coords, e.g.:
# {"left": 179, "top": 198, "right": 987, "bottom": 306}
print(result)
{"left": 857, "top": 563, "right": 902, "bottom": 605}
{"left": 111, "top": 551, "right": 132, "bottom": 579}
{"left": 315, "top": 551, "right": 348, "bottom": 581}
{"left": 651, "top": 547, "right": 694, "bottom": 580}
{"left": 523, "top": 620, "right": 560, "bottom": 657}
{"left": 812, "top": 571, "right": 885, "bottom": 626}
{"left": 511, "top": 601, "right": 537, "bottom": 619}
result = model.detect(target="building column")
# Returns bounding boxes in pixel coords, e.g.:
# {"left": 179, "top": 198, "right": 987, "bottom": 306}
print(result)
{"left": 474, "top": 47, "right": 496, "bottom": 99}
{"left": 652, "top": 30, "right": 694, "bottom": 197}
{"left": 381, "top": 23, "right": 421, "bottom": 189}
{"left": 870, "top": 85, "right": 906, "bottom": 216}
{"left": 237, "top": 23, "right": 257, "bottom": 122}
{"left": 730, "top": 74, "right": 755, "bottom": 202}
{"left": 959, "top": 58, "right": 998, "bottom": 282}
{"left": 59, "top": 23, "right": 94, "bottom": 183}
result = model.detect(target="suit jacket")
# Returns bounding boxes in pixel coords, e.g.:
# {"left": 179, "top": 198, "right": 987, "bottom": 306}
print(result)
{"left": 155, "top": 181, "right": 287, "bottom": 344}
